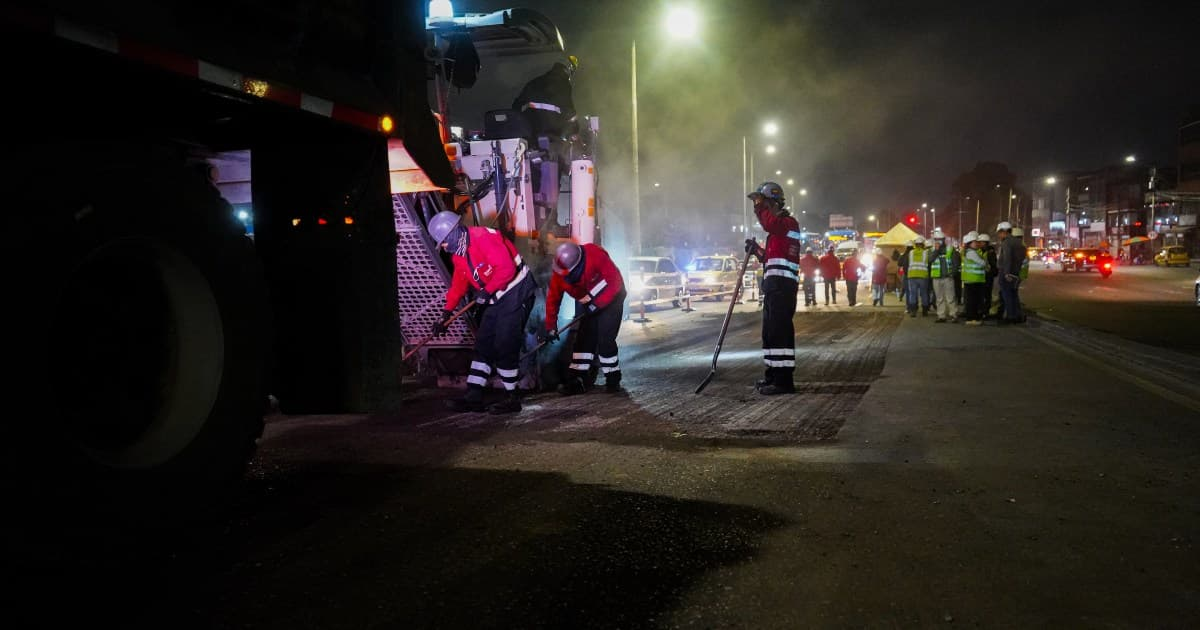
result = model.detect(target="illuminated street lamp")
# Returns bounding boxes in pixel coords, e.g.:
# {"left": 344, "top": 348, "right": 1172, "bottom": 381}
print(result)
{"left": 786, "top": 178, "right": 794, "bottom": 186}
{"left": 799, "top": 188, "right": 808, "bottom": 196}
{"left": 742, "top": 119, "right": 778, "bottom": 234}
{"left": 1124, "top": 155, "right": 1136, "bottom": 164}
{"left": 765, "top": 145, "right": 777, "bottom": 155}
{"left": 868, "top": 214, "right": 878, "bottom": 230}
{"left": 632, "top": 5, "right": 700, "bottom": 254}
{"left": 1045, "top": 176, "right": 1057, "bottom": 185}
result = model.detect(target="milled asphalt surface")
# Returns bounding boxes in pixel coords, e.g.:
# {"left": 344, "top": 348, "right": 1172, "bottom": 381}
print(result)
{"left": 9, "top": 295, "right": 1200, "bottom": 628}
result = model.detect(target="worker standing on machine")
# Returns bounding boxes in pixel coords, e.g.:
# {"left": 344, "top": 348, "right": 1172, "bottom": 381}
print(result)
{"left": 512, "top": 55, "right": 579, "bottom": 139}
{"left": 428, "top": 211, "right": 536, "bottom": 414}
{"left": 745, "top": 182, "right": 801, "bottom": 395}
{"left": 542, "top": 241, "right": 626, "bottom": 394}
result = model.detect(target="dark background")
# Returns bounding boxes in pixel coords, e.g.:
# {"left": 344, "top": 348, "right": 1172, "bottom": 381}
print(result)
{"left": 443, "top": 0, "right": 1200, "bottom": 244}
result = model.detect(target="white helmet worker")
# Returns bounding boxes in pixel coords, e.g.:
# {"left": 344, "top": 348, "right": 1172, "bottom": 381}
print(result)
{"left": 963, "top": 233, "right": 977, "bottom": 245}
{"left": 914, "top": 236, "right": 926, "bottom": 245}
{"left": 931, "top": 229, "right": 946, "bottom": 239}
{"left": 977, "top": 233, "right": 991, "bottom": 243}
{"left": 965, "top": 230, "right": 979, "bottom": 240}
{"left": 996, "top": 221, "right": 1012, "bottom": 233}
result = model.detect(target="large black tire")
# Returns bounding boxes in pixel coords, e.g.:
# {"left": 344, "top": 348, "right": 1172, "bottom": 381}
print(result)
{"left": 17, "top": 165, "right": 270, "bottom": 506}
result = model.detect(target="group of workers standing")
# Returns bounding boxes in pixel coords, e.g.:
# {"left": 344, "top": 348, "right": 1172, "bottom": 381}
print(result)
{"left": 894, "top": 222, "right": 1028, "bottom": 325}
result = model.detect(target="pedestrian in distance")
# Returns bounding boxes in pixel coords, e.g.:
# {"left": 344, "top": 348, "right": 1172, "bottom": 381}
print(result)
{"left": 745, "top": 181, "right": 801, "bottom": 395}
{"left": 543, "top": 241, "right": 626, "bottom": 395}
{"left": 995, "top": 222, "right": 1027, "bottom": 325}
{"left": 979, "top": 233, "right": 997, "bottom": 318}
{"left": 929, "top": 229, "right": 961, "bottom": 322}
{"left": 842, "top": 250, "right": 861, "bottom": 306}
{"left": 799, "top": 247, "right": 819, "bottom": 307}
{"left": 428, "top": 210, "right": 537, "bottom": 414}
{"left": 905, "top": 236, "right": 932, "bottom": 317}
{"left": 819, "top": 246, "right": 841, "bottom": 305}
{"left": 961, "top": 232, "right": 990, "bottom": 325}
{"left": 894, "top": 243, "right": 912, "bottom": 301}
{"left": 871, "top": 247, "right": 889, "bottom": 306}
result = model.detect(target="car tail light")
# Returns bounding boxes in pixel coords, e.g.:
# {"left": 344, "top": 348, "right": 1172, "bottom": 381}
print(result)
{"left": 1104, "top": 263, "right": 1112, "bottom": 269}
{"left": 1075, "top": 253, "right": 1084, "bottom": 259}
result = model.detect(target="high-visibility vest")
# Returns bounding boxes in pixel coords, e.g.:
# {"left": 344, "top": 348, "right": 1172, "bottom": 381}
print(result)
{"left": 1019, "top": 256, "right": 1029, "bottom": 280}
{"left": 931, "top": 248, "right": 955, "bottom": 278}
{"left": 963, "top": 249, "right": 986, "bottom": 283}
{"left": 907, "top": 247, "right": 930, "bottom": 279}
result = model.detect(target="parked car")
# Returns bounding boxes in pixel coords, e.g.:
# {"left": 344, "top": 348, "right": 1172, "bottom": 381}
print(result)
{"left": 686, "top": 255, "right": 741, "bottom": 300}
{"left": 627, "top": 256, "right": 685, "bottom": 307}
{"left": 1154, "top": 246, "right": 1190, "bottom": 268}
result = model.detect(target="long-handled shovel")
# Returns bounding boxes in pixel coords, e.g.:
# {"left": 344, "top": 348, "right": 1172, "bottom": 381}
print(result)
{"left": 402, "top": 301, "right": 476, "bottom": 362}
{"left": 519, "top": 310, "right": 589, "bottom": 362}
{"left": 695, "top": 241, "right": 756, "bottom": 394}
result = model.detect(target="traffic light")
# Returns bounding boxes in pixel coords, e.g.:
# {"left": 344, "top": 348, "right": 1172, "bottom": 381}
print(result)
{"left": 906, "top": 213, "right": 918, "bottom": 225}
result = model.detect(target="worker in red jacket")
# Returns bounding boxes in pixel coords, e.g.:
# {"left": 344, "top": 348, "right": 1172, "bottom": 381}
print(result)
{"left": 819, "top": 246, "right": 841, "bottom": 305}
{"left": 744, "top": 181, "right": 800, "bottom": 395}
{"left": 428, "top": 211, "right": 536, "bottom": 414}
{"left": 798, "top": 247, "right": 820, "bottom": 306}
{"left": 542, "top": 241, "right": 626, "bottom": 394}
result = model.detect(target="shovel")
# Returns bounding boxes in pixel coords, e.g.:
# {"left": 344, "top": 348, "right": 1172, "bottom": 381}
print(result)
{"left": 695, "top": 241, "right": 756, "bottom": 394}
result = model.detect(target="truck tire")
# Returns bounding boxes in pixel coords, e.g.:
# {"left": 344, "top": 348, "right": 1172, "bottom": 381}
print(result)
{"left": 25, "top": 165, "right": 270, "bottom": 503}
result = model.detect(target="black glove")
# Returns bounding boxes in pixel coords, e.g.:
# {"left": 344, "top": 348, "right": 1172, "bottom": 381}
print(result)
{"left": 474, "top": 290, "right": 493, "bottom": 305}
{"left": 744, "top": 238, "right": 757, "bottom": 254}
{"left": 538, "top": 328, "right": 559, "bottom": 344}
{"left": 431, "top": 310, "right": 453, "bottom": 336}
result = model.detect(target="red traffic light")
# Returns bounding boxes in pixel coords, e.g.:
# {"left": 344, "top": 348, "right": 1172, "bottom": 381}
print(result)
{"left": 906, "top": 214, "right": 918, "bottom": 225}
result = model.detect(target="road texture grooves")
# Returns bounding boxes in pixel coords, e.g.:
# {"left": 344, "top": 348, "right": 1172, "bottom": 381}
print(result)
{"left": 416, "top": 308, "right": 901, "bottom": 445}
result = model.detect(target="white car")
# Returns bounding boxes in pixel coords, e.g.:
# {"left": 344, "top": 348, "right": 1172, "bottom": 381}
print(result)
{"left": 627, "top": 256, "right": 685, "bottom": 307}
{"left": 686, "top": 255, "right": 741, "bottom": 300}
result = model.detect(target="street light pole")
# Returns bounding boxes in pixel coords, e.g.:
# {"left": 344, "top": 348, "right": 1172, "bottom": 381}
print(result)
{"left": 631, "top": 40, "right": 641, "bottom": 256}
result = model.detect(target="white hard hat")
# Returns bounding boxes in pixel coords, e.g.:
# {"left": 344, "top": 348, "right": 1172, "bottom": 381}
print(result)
{"left": 965, "top": 230, "right": 979, "bottom": 239}
{"left": 932, "top": 229, "right": 945, "bottom": 239}
{"left": 996, "top": 221, "right": 1012, "bottom": 232}
{"left": 963, "top": 233, "right": 977, "bottom": 245}
{"left": 914, "top": 236, "right": 926, "bottom": 245}
{"left": 977, "top": 233, "right": 991, "bottom": 243}
{"left": 905, "top": 239, "right": 914, "bottom": 246}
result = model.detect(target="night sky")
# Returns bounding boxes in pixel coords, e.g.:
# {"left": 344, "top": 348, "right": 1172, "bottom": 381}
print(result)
{"left": 447, "top": 0, "right": 1200, "bottom": 237}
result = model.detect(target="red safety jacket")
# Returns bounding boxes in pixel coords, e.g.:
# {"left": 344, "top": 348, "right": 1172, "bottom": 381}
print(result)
{"left": 754, "top": 201, "right": 801, "bottom": 282}
{"left": 819, "top": 252, "right": 841, "bottom": 280}
{"left": 444, "top": 227, "right": 528, "bottom": 310}
{"left": 545, "top": 243, "right": 624, "bottom": 328}
{"left": 799, "top": 253, "right": 820, "bottom": 279}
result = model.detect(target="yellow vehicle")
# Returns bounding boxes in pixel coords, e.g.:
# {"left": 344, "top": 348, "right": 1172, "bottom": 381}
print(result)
{"left": 1154, "top": 246, "right": 1190, "bottom": 267}
{"left": 685, "top": 255, "right": 741, "bottom": 300}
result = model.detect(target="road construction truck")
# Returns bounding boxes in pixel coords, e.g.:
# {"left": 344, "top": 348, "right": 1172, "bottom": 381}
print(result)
{"left": 3, "top": 1, "right": 597, "bottom": 496}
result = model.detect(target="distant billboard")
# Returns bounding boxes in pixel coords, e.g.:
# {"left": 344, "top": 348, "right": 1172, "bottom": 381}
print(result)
{"left": 829, "top": 214, "right": 855, "bottom": 229}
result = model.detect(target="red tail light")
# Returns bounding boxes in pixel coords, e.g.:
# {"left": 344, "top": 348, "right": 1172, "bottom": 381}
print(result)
{"left": 1104, "top": 263, "right": 1112, "bottom": 269}
{"left": 1075, "top": 253, "right": 1084, "bottom": 259}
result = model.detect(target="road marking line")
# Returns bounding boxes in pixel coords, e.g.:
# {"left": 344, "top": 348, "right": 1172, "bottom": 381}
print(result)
{"left": 1022, "top": 327, "right": 1200, "bottom": 414}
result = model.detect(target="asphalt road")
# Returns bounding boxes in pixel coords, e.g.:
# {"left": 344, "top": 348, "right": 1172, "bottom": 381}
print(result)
{"left": 1020, "top": 261, "right": 1199, "bottom": 354}
{"left": 10, "top": 298, "right": 1200, "bottom": 628}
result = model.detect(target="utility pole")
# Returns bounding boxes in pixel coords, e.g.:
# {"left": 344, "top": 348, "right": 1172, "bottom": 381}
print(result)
{"left": 631, "top": 40, "right": 641, "bottom": 256}
{"left": 975, "top": 199, "right": 981, "bottom": 233}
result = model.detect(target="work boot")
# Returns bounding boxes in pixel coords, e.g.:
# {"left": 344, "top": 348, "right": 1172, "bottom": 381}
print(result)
{"left": 605, "top": 377, "right": 623, "bottom": 393}
{"left": 445, "top": 388, "right": 486, "bottom": 412}
{"left": 935, "top": 317, "right": 946, "bottom": 323}
{"left": 758, "top": 382, "right": 796, "bottom": 396}
{"left": 755, "top": 378, "right": 771, "bottom": 390}
{"left": 488, "top": 393, "right": 522, "bottom": 415}
{"left": 559, "top": 377, "right": 588, "bottom": 396}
